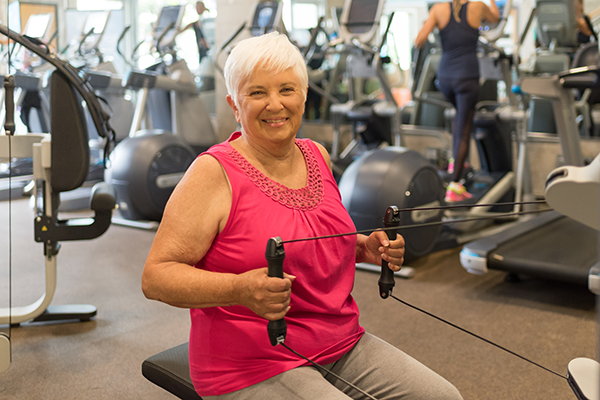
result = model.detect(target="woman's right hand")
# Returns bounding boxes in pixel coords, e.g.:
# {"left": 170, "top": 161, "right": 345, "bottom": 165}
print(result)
{"left": 236, "top": 268, "right": 295, "bottom": 321}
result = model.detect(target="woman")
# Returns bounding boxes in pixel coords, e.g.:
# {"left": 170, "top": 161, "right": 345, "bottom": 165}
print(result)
{"left": 575, "top": 0, "right": 594, "bottom": 44}
{"left": 142, "top": 32, "right": 463, "bottom": 400}
{"left": 415, "top": 0, "right": 500, "bottom": 202}
{"left": 180, "top": 1, "right": 210, "bottom": 63}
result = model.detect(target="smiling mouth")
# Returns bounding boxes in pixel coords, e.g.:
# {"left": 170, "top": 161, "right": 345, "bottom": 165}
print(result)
{"left": 263, "top": 118, "right": 288, "bottom": 123}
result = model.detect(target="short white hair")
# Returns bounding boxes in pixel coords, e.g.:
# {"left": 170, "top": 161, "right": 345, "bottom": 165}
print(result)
{"left": 224, "top": 31, "right": 308, "bottom": 105}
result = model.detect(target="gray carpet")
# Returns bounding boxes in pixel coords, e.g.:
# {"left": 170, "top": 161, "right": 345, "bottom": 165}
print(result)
{"left": 0, "top": 198, "right": 597, "bottom": 399}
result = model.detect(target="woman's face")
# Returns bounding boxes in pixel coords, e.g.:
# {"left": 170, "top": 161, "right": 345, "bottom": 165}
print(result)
{"left": 227, "top": 67, "right": 306, "bottom": 149}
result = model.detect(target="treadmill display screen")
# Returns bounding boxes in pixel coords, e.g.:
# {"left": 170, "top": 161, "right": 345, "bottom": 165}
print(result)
{"left": 257, "top": 7, "right": 273, "bottom": 29}
{"left": 83, "top": 11, "right": 110, "bottom": 36}
{"left": 250, "top": 2, "right": 279, "bottom": 36}
{"left": 347, "top": 0, "right": 378, "bottom": 34}
{"left": 24, "top": 14, "right": 52, "bottom": 38}
{"left": 155, "top": 6, "right": 181, "bottom": 37}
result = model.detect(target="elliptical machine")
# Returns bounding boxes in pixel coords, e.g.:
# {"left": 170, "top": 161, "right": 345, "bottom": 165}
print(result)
{"left": 326, "top": 0, "right": 402, "bottom": 179}
{"left": 105, "top": 5, "right": 217, "bottom": 226}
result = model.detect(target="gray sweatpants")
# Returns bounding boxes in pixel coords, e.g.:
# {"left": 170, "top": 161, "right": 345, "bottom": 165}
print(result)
{"left": 203, "top": 332, "right": 463, "bottom": 400}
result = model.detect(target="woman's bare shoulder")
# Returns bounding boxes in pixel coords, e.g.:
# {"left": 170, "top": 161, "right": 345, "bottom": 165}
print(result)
{"left": 469, "top": 1, "right": 490, "bottom": 14}
{"left": 309, "top": 140, "right": 332, "bottom": 170}
{"left": 469, "top": 1, "right": 485, "bottom": 9}
{"left": 432, "top": 3, "right": 451, "bottom": 27}
{"left": 166, "top": 154, "right": 231, "bottom": 218}
{"left": 310, "top": 140, "right": 329, "bottom": 156}
{"left": 469, "top": 1, "right": 500, "bottom": 23}
{"left": 181, "top": 154, "right": 228, "bottom": 188}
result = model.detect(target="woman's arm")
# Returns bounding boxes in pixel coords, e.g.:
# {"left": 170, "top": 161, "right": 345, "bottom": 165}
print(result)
{"left": 141, "top": 155, "right": 293, "bottom": 320}
{"left": 481, "top": 0, "right": 500, "bottom": 24}
{"left": 577, "top": 17, "right": 593, "bottom": 37}
{"left": 415, "top": 6, "right": 439, "bottom": 48}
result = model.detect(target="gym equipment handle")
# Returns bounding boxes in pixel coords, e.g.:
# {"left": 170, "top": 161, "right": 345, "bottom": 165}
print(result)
{"left": 3, "top": 75, "right": 15, "bottom": 135}
{"left": 379, "top": 206, "right": 399, "bottom": 299}
{"left": 265, "top": 237, "right": 287, "bottom": 346}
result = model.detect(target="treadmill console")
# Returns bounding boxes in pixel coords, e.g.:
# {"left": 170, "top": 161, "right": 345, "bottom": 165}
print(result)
{"left": 249, "top": 1, "right": 283, "bottom": 37}
{"left": 80, "top": 11, "right": 111, "bottom": 53}
{"left": 535, "top": 0, "right": 578, "bottom": 49}
{"left": 338, "top": 0, "right": 384, "bottom": 45}
{"left": 153, "top": 5, "right": 184, "bottom": 49}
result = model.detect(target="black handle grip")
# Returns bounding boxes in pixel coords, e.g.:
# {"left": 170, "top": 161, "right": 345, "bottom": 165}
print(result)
{"left": 3, "top": 75, "right": 15, "bottom": 135}
{"left": 379, "top": 206, "right": 400, "bottom": 299}
{"left": 265, "top": 237, "right": 287, "bottom": 346}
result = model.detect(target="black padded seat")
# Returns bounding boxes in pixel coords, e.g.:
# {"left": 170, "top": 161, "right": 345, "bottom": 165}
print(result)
{"left": 142, "top": 343, "right": 202, "bottom": 400}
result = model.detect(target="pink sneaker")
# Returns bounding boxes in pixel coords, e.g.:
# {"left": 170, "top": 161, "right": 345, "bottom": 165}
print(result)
{"left": 447, "top": 160, "right": 469, "bottom": 175}
{"left": 445, "top": 182, "right": 473, "bottom": 203}
{"left": 447, "top": 161, "right": 454, "bottom": 174}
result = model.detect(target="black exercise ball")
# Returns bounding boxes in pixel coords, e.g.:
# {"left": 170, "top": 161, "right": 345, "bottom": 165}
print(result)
{"left": 339, "top": 147, "right": 445, "bottom": 263}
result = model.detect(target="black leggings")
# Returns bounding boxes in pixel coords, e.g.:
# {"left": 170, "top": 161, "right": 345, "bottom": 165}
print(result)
{"left": 438, "top": 77, "right": 479, "bottom": 183}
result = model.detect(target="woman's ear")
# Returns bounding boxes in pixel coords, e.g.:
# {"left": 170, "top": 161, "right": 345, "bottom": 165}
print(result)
{"left": 226, "top": 94, "right": 241, "bottom": 122}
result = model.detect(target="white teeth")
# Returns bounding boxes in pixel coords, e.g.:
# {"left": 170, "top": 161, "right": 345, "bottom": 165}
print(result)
{"left": 265, "top": 119, "right": 286, "bottom": 123}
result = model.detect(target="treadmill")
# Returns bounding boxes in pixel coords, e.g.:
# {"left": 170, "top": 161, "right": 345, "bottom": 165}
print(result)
{"left": 461, "top": 64, "right": 600, "bottom": 294}
{"left": 545, "top": 148, "right": 600, "bottom": 399}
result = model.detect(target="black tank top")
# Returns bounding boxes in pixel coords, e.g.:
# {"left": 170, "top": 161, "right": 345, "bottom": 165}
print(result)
{"left": 438, "top": 2, "right": 480, "bottom": 80}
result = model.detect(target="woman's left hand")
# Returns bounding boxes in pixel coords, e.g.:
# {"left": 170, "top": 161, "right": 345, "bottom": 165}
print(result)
{"left": 357, "top": 231, "right": 405, "bottom": 271}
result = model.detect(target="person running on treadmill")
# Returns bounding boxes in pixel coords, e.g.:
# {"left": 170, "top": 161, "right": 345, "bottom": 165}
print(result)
{"left": 415, "top": 0, "right": 499, "bottom": 202}
{"left": 180, "top": 1, "right": 211, "bottom": 63}
{"left": 575, "top": 0, "right": 595, "bottom": 44}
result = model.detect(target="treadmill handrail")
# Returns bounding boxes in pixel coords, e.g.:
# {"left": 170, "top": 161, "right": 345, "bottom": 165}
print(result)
{"left": 558, "top": 65, "right": 600, "bottom": 79}
{"left": 557, "top": 65, "right": 600, "bottom": 89}
{"left": 213, "top": 22, "right": 246, "bottom": 76}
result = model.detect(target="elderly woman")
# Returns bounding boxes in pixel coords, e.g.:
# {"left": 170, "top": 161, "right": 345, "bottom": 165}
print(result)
{"left": 142, "top": 32, "right": 463, "bottom": 400}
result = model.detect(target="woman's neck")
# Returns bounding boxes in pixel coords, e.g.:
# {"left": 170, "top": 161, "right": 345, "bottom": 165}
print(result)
{"left": 234, "top": 134, "right": 296, "bottom": 161}
{"left": 231, "top": 134, "right": 306, "bottom": 187}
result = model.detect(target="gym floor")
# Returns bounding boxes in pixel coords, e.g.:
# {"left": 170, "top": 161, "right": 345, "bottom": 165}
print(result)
{"left": 0, "top": 198, "right": 597, "bottom": 400}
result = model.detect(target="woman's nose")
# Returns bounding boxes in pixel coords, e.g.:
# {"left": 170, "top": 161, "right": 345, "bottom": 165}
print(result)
{"left": 266, "top": 92, "right": 284, "bottom": 111}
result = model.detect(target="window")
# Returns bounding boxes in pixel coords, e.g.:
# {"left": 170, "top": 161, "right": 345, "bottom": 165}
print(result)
{"left": 283, "top": 0, "right": 326, "bottom": 47}
{"left": 76, "top": 0, "right": 122, "bottom": 11}
{"left": 381, "top": 11, "right": 412, "bottom": 71}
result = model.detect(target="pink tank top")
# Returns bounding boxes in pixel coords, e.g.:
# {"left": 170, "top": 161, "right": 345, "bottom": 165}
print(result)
{"left": 189, "top": 132, "right": 364, "bottom": 396}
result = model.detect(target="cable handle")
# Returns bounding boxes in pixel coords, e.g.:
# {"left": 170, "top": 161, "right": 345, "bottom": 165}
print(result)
{"left": 265, "top": 237, "right": 287, "bottom": 346}
{"left": 379, "top": 206, "right": 399, "bottom": 299}
{"left": 3, "top": 75, "right": 15, "bottom": 135}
